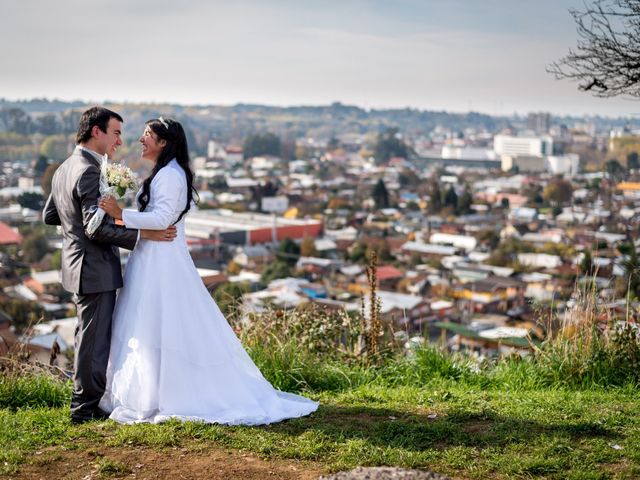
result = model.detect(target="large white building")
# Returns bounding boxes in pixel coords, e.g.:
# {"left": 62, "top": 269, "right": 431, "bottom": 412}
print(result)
{"left": 546, "top": 154, "right": 580, "bottom": 176}
{"left": 500, "top": 155, "right": 545, "bottom": 173}
{"left": 494, "top": 135, "right": 553, "bottom": 157}
{"left": 496, "top": 134, "right": 579, "bottom": 176}
{"left": 500, "top": 153, "right": 580, "bottom": 176}
{"left": 441, "top": 146, "right": 496, "bottom": 161}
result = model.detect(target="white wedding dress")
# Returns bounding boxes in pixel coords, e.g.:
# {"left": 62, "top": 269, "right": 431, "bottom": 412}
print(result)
{"left": 99, "top": 159, "right": 318, "bottom": 424}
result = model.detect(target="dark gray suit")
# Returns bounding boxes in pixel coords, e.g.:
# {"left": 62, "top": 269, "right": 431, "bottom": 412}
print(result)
{"left": 43, "top": 146, "right": 138, "bottom": 420}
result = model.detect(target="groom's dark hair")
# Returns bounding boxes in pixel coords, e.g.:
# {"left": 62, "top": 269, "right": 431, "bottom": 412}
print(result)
{"left": 76, "top": 106, "right": 124, "bottom": 144}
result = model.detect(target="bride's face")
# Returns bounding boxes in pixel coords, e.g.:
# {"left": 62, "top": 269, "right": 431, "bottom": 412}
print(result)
{"left": 139, "top": 126, "right": 166, "bottom": 162}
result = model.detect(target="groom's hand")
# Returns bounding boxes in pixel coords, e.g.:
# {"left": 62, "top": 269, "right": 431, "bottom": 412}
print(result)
{"left": 140, "top": 226, "right": 177, "bottom": 242}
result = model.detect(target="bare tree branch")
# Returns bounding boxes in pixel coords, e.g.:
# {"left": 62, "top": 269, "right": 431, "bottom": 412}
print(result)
{"left": 548, "top": 0, "right": 640, "bottom": 98}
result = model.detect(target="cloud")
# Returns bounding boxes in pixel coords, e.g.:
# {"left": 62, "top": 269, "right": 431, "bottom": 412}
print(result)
{"left": 0, "top": 0, "right": 638, "bottom": 116}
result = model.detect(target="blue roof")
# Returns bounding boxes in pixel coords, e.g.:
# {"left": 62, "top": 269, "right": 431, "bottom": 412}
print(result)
{"left": 26, "top": 333, "right": 70, "bottom": 352}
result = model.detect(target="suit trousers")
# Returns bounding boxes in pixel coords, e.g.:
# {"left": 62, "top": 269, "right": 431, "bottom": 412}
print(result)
{"left": 70, "top": 290, "right": 116, "bottom": 419}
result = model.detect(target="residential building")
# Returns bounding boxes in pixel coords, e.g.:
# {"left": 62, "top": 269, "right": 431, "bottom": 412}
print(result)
{"left": 494, "top": 134, "right": 553, "bottom": 157}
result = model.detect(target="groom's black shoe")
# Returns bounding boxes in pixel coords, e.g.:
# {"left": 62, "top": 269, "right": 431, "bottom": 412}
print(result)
{"left": 92, "top": 407, "right": 111, "bottom": 421}
{"left": 70, "top": 413, "right": 93, "bottom": 425}
{"left": 70, "top": 407, "right": 110, "bottom": 424}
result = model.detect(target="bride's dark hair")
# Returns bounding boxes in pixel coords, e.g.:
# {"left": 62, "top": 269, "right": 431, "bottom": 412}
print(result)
{"left": 137, "top": 117, "right": 198, "bottom": 224}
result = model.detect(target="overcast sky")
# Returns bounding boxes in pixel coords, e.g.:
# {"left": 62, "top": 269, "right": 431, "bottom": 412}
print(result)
{"left": 2, "top": 0, "right": 639, "bottom": 117}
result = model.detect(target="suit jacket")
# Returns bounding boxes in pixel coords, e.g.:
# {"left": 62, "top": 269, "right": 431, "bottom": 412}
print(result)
{"left": 43, "top": 147, "right": 138, "bottom": 294}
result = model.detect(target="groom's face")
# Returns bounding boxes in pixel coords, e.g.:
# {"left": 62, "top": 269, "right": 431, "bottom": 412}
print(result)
{"left": 93, "top": 118, "right": 123, "bottom": 157}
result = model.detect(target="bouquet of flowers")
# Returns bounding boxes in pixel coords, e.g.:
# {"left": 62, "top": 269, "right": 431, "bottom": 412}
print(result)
{"left": 106, "top": 162, "right": 138, "bottom": 198}
{"left": 86, "top": 156, "right": 138, "bottom": 235}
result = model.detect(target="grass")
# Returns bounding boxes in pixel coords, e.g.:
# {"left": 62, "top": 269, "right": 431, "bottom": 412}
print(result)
{"left": 94, "top": 457, "right": 132, "bottom": 476}
{"left": 1, "top": 354, "right": 640, "bottom": 479}
{"left": 247, "top": 338, "right": 640, "bottom": 394}
{"left": 3, "top": 286, "right": 640, "bottom": 478}
{"left": 0, "top": 371, "right": 70, "bottom": 409}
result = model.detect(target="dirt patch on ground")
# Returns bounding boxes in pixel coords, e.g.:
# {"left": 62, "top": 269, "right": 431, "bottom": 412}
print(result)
{"left": 461, "top": 420, "right": 492, "bottom": 435}
{"left": 9, "top": 444, "right": 326, "bottom": 480}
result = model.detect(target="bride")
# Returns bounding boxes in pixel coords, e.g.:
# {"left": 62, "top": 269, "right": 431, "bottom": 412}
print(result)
{"left": 98, "top": 117, "right": 318, "bottom": 424}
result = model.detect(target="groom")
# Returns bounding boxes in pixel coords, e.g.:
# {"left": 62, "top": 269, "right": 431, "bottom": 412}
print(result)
{"left": 43, "top": 106, "right": 176, "bottom": 424}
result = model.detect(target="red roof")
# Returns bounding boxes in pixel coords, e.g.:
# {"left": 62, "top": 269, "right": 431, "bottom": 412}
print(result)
{"left": 376, "top": 265, "right": 404, "bottom": 281}
{"left": 0, "top": 222, "right": 22, "bottom": 245}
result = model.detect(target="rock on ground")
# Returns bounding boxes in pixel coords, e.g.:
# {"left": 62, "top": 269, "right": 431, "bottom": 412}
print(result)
{"left": 319, "top": 466, "right": 450, "bottom": 480}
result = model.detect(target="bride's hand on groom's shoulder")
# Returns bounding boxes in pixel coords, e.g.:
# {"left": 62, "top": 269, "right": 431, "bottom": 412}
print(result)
{"left": 140, "top": 226, "right": 177, "bottom": 242}
{"left": 99, "top": 196, "right": 123, "bottom": 220}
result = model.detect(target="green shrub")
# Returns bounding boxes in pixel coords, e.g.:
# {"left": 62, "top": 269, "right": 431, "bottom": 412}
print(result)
{"left": 0, "top": 373, "right": 71, "bottom": 409}
{"left": 247, "top": 338, "right": 372, "bottom": 392}
{"left": 534, "top": 323, "right": 640, "bottom": 389}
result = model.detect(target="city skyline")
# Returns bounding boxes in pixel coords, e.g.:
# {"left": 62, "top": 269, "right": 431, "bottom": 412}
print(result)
{"left": 2, "top": 0, "right": 640, "bottom": 118}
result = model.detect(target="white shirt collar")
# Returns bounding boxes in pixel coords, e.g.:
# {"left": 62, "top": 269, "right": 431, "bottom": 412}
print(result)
{"left": 77, "top": 145, "right": 105, "bottom": 163}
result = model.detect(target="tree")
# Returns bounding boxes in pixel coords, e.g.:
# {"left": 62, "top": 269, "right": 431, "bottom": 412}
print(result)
{"left": 605, "top": 158, "right": 626, "bottom": 181}
{"left": 2, "top": 108, "right": 33, "bottom": 134}
{"left": 294, "top": 144, "right": 311, "bottom": 160}
{"left": 618, "top": 242, "right": 635, "bottom": 256}
{"left": 50, "top": 249, "right": 62, "bottom": 270}
{"left": 280, "top": 137, "right": 296, "bottom": 161}
{"left": 549, "top": 0, "right": 640, "bottom": 98}
{"left": 39, "top": 135, "right": 70, "bottom": 162}
{"left": 41, "top": 163, "right": 61, "bottom": 197}
{"left": 17, "top": 192, "right": 44, "bottom": 211}
{"left": 21, "top": 230, "right": 49, "bottom": 263}
{"left": 0, "top": 297, "right": 45, "bottom": 332}
{"left": 398, "top": 169, "right": 420, "bottom": 187}
{"left": 456, "top": 186, "right": 473, "bottom": 215}
{"left": 543, "top": 178, "right": 573, "bottom": 206}
{"left": 487, "top": 237, "right": 530, "bottom": 267}
{"left": 349, "top": 242, "right": 367, "bottom": 263}
{"left": 373, "top": 128, "right": 408, "bottom": 165}
{"left": 243, "top": 132, "right": 281, "bottom": 159}
{"left": 428, "top": 181, "right": 442, "bottom": 214}
{"left": 34, "top": 155, "right": 49, "bottom": 176}
{"left": 261, "top": 260, "right": 292, "bottom": 284}
{"left": 628, "top": 151, "right": 640, "bottom": 170}
{"left": 36, "top": 114, "right": 62, "bottom": 135}
{"left": 251, "top": 180, "right": 279, "bottom": 211}
{"left": 226, "top": 260, "right": 241, "bottom": 275}
{"left": 363, "top": 239, "right": 393, "bottom": 263}
{"left": 443, "top": 186, "right": 458, "bottom": 209}
{"left": 327, "top": 137, "right": 340, "bottom": 150}
{"left": 277, "top": 238, "right": 300, "bottom": 266}
{"left": 300, "top": 236, "right": 318, "bottom": 257}
{"left": 580, "top": 249, "right": 596, "bottom": 276}
{"left": 372, "top": 178, "right": 390, "bottom": 209}
{"left": 524, "top": 184, "right": 544, "bottom": 205}
{"left": 479, "top": 229, "right": 501, "bottom": 250}
{"left": 61, "top": 110, "right": 82, "bottom": 134}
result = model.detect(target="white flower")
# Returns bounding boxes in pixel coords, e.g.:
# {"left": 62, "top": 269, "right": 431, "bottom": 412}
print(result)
{"left": 105, "top": 163, "right": 137, "bottom": 193}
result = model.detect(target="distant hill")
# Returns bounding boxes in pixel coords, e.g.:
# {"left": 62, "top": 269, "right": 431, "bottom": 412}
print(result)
{"left": 0, "top": 98, "right": 89, "bottom": 113}
{"left": 0, "top": 98, "right": 638, "bottom": 158}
